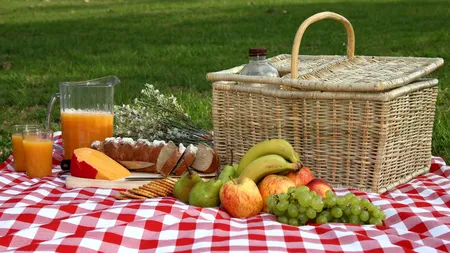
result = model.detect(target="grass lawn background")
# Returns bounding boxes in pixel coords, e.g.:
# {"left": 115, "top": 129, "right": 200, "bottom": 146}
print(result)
{"left": 0, "top": 0, "right": 448, "bottom": 162}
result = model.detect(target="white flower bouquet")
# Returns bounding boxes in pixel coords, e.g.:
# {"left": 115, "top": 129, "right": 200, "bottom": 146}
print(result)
{"left": 114, "top": 84, "right": 213, "bottom": 145}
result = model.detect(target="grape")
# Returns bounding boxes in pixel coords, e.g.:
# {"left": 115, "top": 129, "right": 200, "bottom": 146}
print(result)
{"left": 277, "top": 200, "right": 289, "bottom": 212}
{"left": 351, "top": 205, "right": 362, "bottom": 215}
{"left": 278, "top": 216, "right": 289, "bottom": 224}
{"left": 323, "top": 198, "right": 330, "bottom": 207}
{"left": 331, "top": 218, "right": 340, "bottom": 223}
{"left": 311, "top": 197, "right": 324, "bottom": 212}
{"left": 306, "top": 207, "right": 317, "bottom": 219}
{"left": 359, "top": 210, "right": 369, "bottom": 222}
{"left": 344, "top": 206, "right": 352, "bottom": 216}
{"left": 361, "top": 198, "right": 370, "bottom": 208}
{"left": 371, "top": 208, "right": 381, "bottom": 218}
{"left": 322, "top": 210, "right": 333, "bottom": 221}
{"left": 349, "top": 214, "right": 360, "bottom": 224}
{"left": 287, "top": 204, "right": 299, "bottom": 218}
{"left": 336, "top": 197, "right": 345, "bottom": 206}
{"left": 266, "top": 195, "right": 277, "bottom": 209}
{"left": 295, "top": 186, "right": 310, "bottom": 194}
{"left": 369, "top": 217, "right": 383, "bottom": 226}
{"left": 340, "top": 216, "right": 349, "bottom": 223}
{"left": 298, "top": 214, "right": 309, "bottom": 225}
{"left": 327, "top": 196, "right": 337, "bottom": 207}
{"left": 273, "top": 208, "right": 286, "bottom": 217}
{"left": 298, "top": 205, "right": 307, "bottom": 214}
{"left": 289, "top": 217, "right": 299, "bottom": 226}
{"left": 350, "top": 196, "right": 361, "bottom": 206}
{"left": 309, "top": 191, "right": 318, "bottom": 198}
{"left": 279, "top": 193, "right": 289, "bottom": 202}
{"left": 380, "top": 211, "right": 386, "bottom": 220}
{"left": 331, "top": 206, "right": 343, "bottom": 218}
{"left": 316, "top": 215, "right": 328, "bottom": 224}
{"left": 325, "top": 190, "right": 335, "bottom": 199}
{"left": 344, "top": 193, "right": 355, "bottom": 201}
{"left": 297, "top": 192, "right": 312, "bottom": 207}
{"left": 366, "top": 203, "right": 376, "bottom": 212}
{"left": 288, "top": 187, "right": 296, "bottom": 194}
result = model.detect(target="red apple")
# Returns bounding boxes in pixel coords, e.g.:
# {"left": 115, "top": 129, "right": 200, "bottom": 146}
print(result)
{"left": 307, "top": 179, "right": 333, "bottom": 198}
{"left": 219, "top": 176, "right": 263, "bottom": 218}
{"left": 258, "top": 174, "right": 296, "bottom": 213}
{"left": 286, "top": 166, "right": 315, "bottom": 187}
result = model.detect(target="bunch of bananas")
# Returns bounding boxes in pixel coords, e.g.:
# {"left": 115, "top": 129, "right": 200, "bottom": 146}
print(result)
{"left": 236, "top": 139, "right": 302, "bottom": 183}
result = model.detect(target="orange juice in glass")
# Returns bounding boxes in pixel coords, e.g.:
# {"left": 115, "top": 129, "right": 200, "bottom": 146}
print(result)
{"left": 11, "top": 125, "right": 40, "bottom": 172}
{"left": 22, "top": 129, "right": 54, "bottom": 178}
{"left": 60, "top": 109, "right": 113, "bottom": 160}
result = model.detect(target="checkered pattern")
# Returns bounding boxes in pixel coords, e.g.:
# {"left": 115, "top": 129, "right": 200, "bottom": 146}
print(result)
{"left": 0, "top": 132, "right": 449, "bottom": 252}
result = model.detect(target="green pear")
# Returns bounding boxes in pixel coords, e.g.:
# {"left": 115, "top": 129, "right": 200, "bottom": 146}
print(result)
{"left": 188, "top": 178, "right": 222, "bottom": 207}
{"left": 173, "top": 169, "right": 202, "bottom": 203}
{"left": 219, "top": 165, "right": 237, "bottom": 185}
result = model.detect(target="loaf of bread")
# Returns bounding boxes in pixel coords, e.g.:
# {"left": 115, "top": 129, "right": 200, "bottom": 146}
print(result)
{"left": 91, "top": 137, "right": 219, "bottom": 176}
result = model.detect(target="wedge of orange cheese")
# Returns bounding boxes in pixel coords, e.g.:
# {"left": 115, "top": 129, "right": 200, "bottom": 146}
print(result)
{"left": 70, "top": 148, "right": 131, "bottom": 180}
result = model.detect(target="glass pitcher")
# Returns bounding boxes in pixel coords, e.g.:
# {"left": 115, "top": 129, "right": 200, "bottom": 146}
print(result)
{"left": 46, "top": 76, "right": 120, "bottom": 167}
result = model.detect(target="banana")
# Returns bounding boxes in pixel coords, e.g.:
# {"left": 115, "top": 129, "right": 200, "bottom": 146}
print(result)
{"left": 237, "top": 139, "right": 299, "bottom": 175}
{"left": 239, "top": 154, "right": 300, "bottom": 183}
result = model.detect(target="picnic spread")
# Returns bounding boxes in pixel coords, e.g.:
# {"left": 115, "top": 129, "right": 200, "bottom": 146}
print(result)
{"left": 1, "top": 11, "right": 448, "bottom": 252}
{"left": 0, "top": 132, "right": 449, "bottom": 252}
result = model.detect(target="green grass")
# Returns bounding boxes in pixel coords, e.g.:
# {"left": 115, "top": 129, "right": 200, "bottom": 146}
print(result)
{"left": 0, "top": 0, "right": 448, "bottom": 162}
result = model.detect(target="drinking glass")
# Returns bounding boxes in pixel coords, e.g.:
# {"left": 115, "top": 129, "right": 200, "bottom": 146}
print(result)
{"left": 11, "top": 124, "right": 40, "bottom": 172}
{"left": 22, "top": 129, "right": 54, "bottom": 178}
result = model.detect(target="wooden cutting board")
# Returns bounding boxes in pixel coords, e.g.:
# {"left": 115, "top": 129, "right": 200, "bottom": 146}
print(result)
{"left": 65, "top": 172, "right": 215, "bottom": 189}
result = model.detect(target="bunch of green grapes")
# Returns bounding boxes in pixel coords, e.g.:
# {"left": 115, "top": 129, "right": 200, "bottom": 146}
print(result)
{"left": 265, "top": 186, "right": 386, "bottom": 226}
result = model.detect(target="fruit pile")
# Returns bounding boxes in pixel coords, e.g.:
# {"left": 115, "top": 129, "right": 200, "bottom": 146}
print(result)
{"left": 173, "top": 139, "right": 386, "bottom": 226}
{"left": 267, "top": 187, "right": 386, "bottom": 226}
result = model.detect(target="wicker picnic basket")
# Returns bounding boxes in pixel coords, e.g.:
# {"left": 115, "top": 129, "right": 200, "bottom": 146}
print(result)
{"left": 206, "top": 12, "right": 444, "bottom": 193}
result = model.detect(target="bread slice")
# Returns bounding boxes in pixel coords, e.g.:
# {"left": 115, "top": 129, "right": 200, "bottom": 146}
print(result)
{"left": 172, "top": 144, "right": 198, "bottom": 176}
{"left": 190, "top": 143, "right": 220, "bottom": 174}
{"left": 149, "top": 140, "right": 166, "bottom": 164}
{"left": 157, "top": 141, "right": 186, "bottom": 176}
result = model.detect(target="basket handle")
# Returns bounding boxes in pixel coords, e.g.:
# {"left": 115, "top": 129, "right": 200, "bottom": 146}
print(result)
{"left": 291, "top": 12, "right": 355, "bottom": 79}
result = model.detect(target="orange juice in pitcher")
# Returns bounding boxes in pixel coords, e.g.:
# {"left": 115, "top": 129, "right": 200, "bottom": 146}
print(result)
{"left": 60, "top": 110, "right": 113, "bottom": 160}
{"left": 46, "top": 76, "right": 120, "bottom": 169}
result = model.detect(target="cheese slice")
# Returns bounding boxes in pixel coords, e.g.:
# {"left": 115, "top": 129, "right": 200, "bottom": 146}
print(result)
{"left": 70, "top": 148, "right": 131, "bottom": 180}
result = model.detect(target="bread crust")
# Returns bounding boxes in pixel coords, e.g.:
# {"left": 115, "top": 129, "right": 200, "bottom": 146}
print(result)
{"left": 172, "top": 144, "right": 198, "bottom": 176}
{"left": 157, "top": 142, "right": 186, "bottom": 177}
{"left": 190, "top": 143, "right": 219, "bottom": 174}
{"left": 91, "top": 138, "right": 219, "bottom": 176}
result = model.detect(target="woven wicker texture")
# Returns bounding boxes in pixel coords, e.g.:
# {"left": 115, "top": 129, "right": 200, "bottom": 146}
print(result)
{"left": 283, "top": 55, "right": 443, "bottom": 91}
{"left": 208, "top": 11, "right": 443, "bottom": 193}
{"left": 212, "top": 79, "right": 438, "bottom": 193}
{"left": 207, "top": 54, "right": 343, "bottom": 82}
{"left": 206, "top": 12, "right": 443, "bottom": 92}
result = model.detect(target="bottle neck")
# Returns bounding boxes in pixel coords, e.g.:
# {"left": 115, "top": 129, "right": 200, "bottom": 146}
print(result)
{"left": 249, "top": 55, "right": 267, "bottom": 62}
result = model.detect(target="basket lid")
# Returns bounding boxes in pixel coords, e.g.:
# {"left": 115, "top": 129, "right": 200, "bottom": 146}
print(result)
{"left": 282, "top": 55, "right": 443, "bottom": 91}
{"left": 206, "top": 12, "right": 444, "bottom": 92}
{"left": 282, "top": 12, "right": 443, "bottom": 91}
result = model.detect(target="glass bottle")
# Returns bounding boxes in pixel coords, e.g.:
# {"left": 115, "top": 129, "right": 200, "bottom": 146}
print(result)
{"left": 239, "top": 48, "right": 280, "bottom": 88}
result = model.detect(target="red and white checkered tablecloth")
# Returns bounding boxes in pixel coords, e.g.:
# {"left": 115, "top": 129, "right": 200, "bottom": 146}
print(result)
{"left": 0, "top": 132, "right": 449, "bottom": 253}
